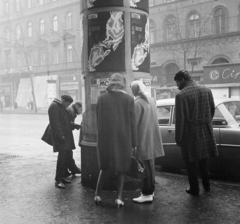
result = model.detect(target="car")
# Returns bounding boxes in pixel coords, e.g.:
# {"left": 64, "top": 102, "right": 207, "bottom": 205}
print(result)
{"left": 156, "top": 97, "right": 240, "bottom": 180}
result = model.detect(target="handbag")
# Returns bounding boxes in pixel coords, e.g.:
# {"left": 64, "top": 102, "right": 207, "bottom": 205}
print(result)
{"left": 127, "top": 156, "right": 146, "bottom": 179}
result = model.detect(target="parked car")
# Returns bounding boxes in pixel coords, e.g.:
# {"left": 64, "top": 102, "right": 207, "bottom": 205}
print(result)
{"left": 156, "top": 97, "right": 240, "bottom": 180}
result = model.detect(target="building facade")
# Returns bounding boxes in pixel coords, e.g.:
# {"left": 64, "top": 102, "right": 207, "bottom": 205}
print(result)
{"left": 0, "top": 0, "right": 81, "bottom": 110}
{"left": 149, "top": 0, "right": 240, "bottom": 99}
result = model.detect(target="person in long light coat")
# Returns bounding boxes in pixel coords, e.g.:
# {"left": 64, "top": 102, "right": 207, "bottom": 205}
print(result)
{"left": 131, "top": 80, "right": 164, "bottom": 203}
{"left": 174, "top": 70, "right": 218, "bottom": 196}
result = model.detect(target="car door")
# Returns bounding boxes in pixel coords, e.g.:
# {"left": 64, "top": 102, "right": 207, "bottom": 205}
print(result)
{"left": 156, "top": 105, "right": 185, "bottom": 170}
{"left": 215, "top": 102, "right": 240, "bottom": 180}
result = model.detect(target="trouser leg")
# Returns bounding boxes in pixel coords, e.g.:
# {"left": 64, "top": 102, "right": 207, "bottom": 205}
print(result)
{"left": 199, "top": 159, "right": 210, "bottom": 190}
{"left": 184, "top": 156, "right": 199, "bottom": 192}
{"left": 142, "top": 160, "right": 154, "bottom": 195}
{"left": 55, "top": 150, "right": 68, "bottom": 182}
{"left": 66, "top": 150, "right": 78, "bottom": 172}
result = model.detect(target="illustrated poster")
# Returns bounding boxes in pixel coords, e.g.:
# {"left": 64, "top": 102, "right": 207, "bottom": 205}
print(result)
{"left": 88, "top": 11, "right": 125, "bottom": 73}
{"left": 87, "top": 0, "right": 123, "bottom": 9}
{"left": 129, "top": 0, "right": 149, "bottom": 13}
{"left": 131, "top": 13, "right": 150, "bottom": 73}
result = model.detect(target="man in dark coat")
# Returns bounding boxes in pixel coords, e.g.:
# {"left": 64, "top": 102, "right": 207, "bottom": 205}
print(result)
{"left": 65, "top": 101, "right": 82, "bottom": 176}
{"left": 42, "top": 95, "right": 75, "bottom": 188}
{"left": 174, "top": 70, "right": 218, "bottom": 195}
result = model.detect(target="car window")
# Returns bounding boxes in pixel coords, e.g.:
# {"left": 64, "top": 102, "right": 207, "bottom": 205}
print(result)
{"left": 172, "top": 106, "right": 176, "bottom": 125}
{"left": 213, "top": 103, "right": 238, "bottom": 126}
{"left": 157, "top": 106, "right": 171, "bottom": 125}
{"left": 223, "top": 101, "right": 240, "bottom": 123}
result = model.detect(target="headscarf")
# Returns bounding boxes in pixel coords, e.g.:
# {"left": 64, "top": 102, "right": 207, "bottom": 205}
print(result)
{"left": 106, "top": 73, "right": 126, "bottom": 92}
{"left": 131, "top": 80, "right": 149, "bottom": 103}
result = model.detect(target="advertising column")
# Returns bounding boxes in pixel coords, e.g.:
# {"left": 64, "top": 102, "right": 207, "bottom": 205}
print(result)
{"left": 81, "top": 0, "right": 150, "bottom": 188}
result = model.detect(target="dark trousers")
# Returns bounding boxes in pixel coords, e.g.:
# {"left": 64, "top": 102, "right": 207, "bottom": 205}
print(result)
{"left": 184, "top": 156, "right": 210, "bottom": 192}
{"left": 66, "top": 150, "right": 78, "bottom": 173}
{"left": 142, "top": 159, "right": 155, "bottom": 195}
{"left": 55, "top": 150, "right": 73, "bottom": 182}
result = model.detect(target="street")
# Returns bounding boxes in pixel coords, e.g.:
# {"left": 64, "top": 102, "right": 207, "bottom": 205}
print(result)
{"left": 0, "top": 113, "right": 240, "bottom": 224}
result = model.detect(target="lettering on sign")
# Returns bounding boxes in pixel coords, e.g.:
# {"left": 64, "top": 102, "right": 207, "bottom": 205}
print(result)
{"left": 60, "top": 82, "right": 78, "bottom": 91}
{"left": 210, "top": 68, "right": 240, "bottom": 81}
{"left": 222, "top": 68, "right": 240, "bottom": 80}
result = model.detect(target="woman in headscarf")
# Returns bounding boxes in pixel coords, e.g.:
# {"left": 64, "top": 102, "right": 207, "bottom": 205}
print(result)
{"left": 131, "top": 80, "right": 165, "bottom": 203}
{"left": 94, "top": 73, "right": 137, "bottom": 208}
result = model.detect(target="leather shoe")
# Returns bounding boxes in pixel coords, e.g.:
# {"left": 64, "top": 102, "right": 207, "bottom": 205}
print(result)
{"left": 186, "top": 188, "right": 199, "bottom": 196}
{"left": 55, "top": 181, "right": 65, "bottom": 188}
{"left": 72, "top": 167, "right": 81, "bottom": 176}
{"left": 62, "top": 178, "right": 71, "bottom": 184}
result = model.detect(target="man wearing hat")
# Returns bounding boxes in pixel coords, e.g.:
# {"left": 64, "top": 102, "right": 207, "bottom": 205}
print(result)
{"left": 42, "top": 95, "right": 76, "bottom": 188}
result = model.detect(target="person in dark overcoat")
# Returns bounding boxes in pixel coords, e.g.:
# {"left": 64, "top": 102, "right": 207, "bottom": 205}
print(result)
{"left": 94, "top": 73, "right": 137, "bottom": 208}
{"left": 65, "top": 101, "right": 82, "bottom": 176}
{"left": 42, "top": 95, "right": 75, "bottom": 188}
{"left": 131, "top": 80, "right": 165, "bottom": 203}
{"left": 174, "top": 70, "right": 218, "bottom": 195}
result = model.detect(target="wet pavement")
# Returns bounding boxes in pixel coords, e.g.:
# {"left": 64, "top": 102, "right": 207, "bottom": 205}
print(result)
{"left": 1, "top": 113, "right": 240, "bottom": 224}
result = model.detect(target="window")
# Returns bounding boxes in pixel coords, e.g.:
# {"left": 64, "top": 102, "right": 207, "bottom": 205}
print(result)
{"left": 5, "top": 27, "right": 10, "bottom": 42}
{"left": 27, "top": 52, "right": 34, "bottom": 66}
{"left": 16, "top": 53, "right": 22, "bottom": 67}
{"left": 238, "top": 5, "right": 240, "bottom": 31}
{"left": 67, "top": 45, "right": 73, "bottom": 62}
{"left": 5, "top": 1, "right": 9, "bottom": 14}
{"left": 189, "top": 13, "right": 200, "bottom": 38}
{"left": 53, "top": 47, "right": 59, "bottom": 64}
{"left": 38, "top": 0, "right": 43, "bottom": 5}
{"left": 157, "top": 106, "right": 172, "bottom": 125}
{"left": 213, "top": 7, "right": 226, "bottom": 35}
{"left": 211, "top": 57, "right": 229, "bottom": 64}
{"left": 53, "top": 16, "right": 58, "bottom": 32}
{"left": 16, "top": 25, "right": 21, "bottom": 39}
{"left": 5, "top": 51, "right": 11, "bottom": 68}
{"left": 165, "top": 16, "right": 177, "bottom": 41}
{"left": 150, "top": 20, "right": 155, "bottom": 44}
{"left": 40, "top": 19, "right": 45, "bottom": 35}
{"left": 39, "top": 51, "right": 46, "bottom": 65}
{"left": 149, "top": 0, "right": 153, "bottom": 6}
{"left": 27, "top": 0, "right": 32, "bottom": 8}
{"left": 28, "top": 22, "right": 33, "bottom": 37}
{"left": 16, "top": 0, "right": 20, "bottom": 11}
{"left": 66, "top": 12, "right": 72, "bottom": 29}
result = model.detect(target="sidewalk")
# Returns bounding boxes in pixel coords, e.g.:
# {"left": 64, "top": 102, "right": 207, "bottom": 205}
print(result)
{"left": 1, "top": 155, "right": 240, "bottom": 224}
{"left": 1, "top": 107, "right": 47, "bottom": 114}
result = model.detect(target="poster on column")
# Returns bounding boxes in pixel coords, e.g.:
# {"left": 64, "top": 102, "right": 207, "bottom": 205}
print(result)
{"left": 87, "top": 0, "right": 123, "bottom": 9}
{"left": 131, "top": 13, "right": 150, "bottom": 73}
{"left": 88, "top": 11, "right": 125, "bottom": 73}
{"left": 129, "top": 0, "right": 149, "bottom": 13}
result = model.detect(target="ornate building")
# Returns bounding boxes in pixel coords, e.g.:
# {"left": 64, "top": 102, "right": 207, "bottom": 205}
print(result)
{"left": 149, "top": 0, "right": 240, "bottom": 99}
{"left": 0, "top": 0, "right": 81, "bottom": 110}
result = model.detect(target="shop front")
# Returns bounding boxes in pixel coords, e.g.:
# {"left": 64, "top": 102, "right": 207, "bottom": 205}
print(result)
{"left": 0, "top": 82, "right": 13, "bottom": 108}
{"left": 204, "top": 63, "right": 240, "bottom": 99}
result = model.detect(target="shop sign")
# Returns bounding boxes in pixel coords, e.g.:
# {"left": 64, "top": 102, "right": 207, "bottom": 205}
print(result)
{"left": 60, "top": 82, "right": 78, "bottom": 91}
{"left": 204, "top": 63, "right": 240, "bottom": 84}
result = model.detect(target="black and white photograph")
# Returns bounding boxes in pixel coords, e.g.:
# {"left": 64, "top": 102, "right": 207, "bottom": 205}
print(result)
{"left": 0, "top": 0, "right": 240, "bottom": 223}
